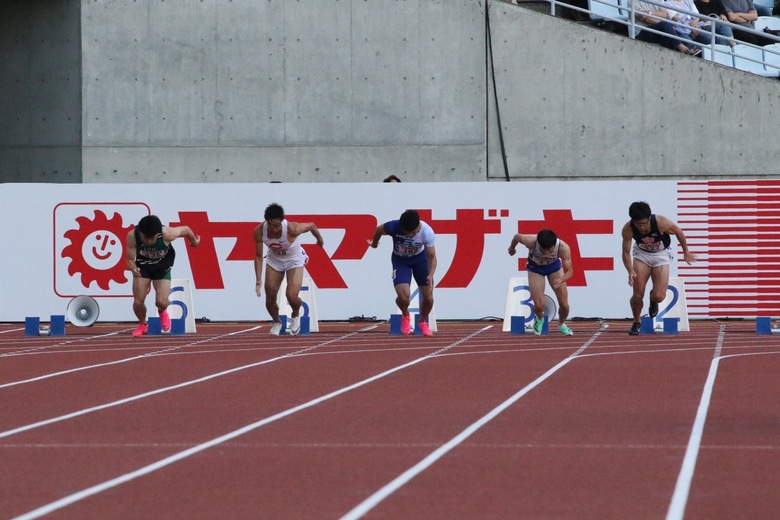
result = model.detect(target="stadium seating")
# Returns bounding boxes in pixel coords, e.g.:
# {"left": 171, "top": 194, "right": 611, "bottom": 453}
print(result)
{"left": 732, "top": 44, "right": 780, "bottom": 77}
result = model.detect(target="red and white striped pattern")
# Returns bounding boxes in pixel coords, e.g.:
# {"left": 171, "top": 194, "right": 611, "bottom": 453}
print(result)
{"left": 678, "top": 180, "right": 780, "bottom": 318}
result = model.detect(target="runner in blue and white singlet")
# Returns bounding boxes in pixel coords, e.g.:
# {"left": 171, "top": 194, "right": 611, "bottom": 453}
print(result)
{"left": 369, "top": 209, "right": 437, "bottom": 336}
{"left": 508, "top": 229, "right": 574, "bottom": 336}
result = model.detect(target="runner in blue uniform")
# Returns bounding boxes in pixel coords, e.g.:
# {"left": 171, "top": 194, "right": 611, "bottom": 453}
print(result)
{"left": 621, "top": 201, "right": 696, "bottom": 335}
{"left": 369, "top": 210, "right": 437, "bottom": 336}
{"left": 126, "top": 215, "right": 200, "bottom": 337}
{"left": 508, "top": 229, "right": 575, "bottom": 335}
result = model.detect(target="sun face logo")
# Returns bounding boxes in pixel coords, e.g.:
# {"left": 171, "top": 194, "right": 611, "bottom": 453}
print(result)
{"left": 62, "top": 210, "right": 134, "bottom": 290}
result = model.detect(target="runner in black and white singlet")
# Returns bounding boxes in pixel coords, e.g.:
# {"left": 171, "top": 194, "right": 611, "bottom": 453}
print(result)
{"left": 126, "top": 215, "right": 200, "bottom": 337}
{"left": 369, "top": 209, "right": 437, "bottom": 336}
{"left": 253, "top": 203, "right": 324, "bottom": 336}
{"left": 621, "top": 201, "right": 696, "bottom": 336}
{"left": 508, "top": 229, "right": 575, "bottom": 336}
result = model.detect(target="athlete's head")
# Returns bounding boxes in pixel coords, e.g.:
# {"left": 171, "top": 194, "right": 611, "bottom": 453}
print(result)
{"left": 264, "top": 203, "right": 285, "bottom": 221}
{"left": 629, "top": 201, "right": 652, "bottom": 222}
{"left": 399, "top": 210, "right": 421, "bottom": 236}
{"left": 536, "top": 229, "right": 557, "bottom": 251}
{"left": 137, "top": 215, "right": 163, "bottom": 244}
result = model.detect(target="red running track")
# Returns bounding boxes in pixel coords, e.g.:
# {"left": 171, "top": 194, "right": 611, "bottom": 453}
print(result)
{"left": 1, "top": 319, "right": 778, "bottom": 519}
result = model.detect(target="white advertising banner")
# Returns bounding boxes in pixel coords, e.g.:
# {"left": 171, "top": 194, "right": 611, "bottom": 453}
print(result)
{"left": 2, "top": 180, "right": 775, "bottom": 322}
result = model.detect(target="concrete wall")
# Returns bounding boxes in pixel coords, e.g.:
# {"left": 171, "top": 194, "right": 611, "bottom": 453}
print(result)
{"left": 487, "top": 2, "right": 780, "bottom": 180}
{"left": 0, "top": 0, "right": 82, "bottom": 182}
{"left": 79, "top": 0, "right": 487, "bottom": 183}
{"left": 1, "top": 0, "right": 778, "bottom": 184}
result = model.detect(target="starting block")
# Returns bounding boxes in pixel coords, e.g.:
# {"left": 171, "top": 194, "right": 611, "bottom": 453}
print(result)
{"left": 756, "top": 317, "right": 780, "bottom": 335}
{"left": 279, "top": 315, "right": 310, "bottom": 335}
{"left": 509, "top": 314, "right": 549, "bottom": 335}
{"left": 389, "top": 314, "right": 403, "bottom": 335}
{"left": 25, "top": 315, "right": 66, "bottom": 337}
{"left": 640, "top": 316, "right": 681, "bottom": 335}
{"left": 148, "top": 316, "right": 187, "bottom": 336}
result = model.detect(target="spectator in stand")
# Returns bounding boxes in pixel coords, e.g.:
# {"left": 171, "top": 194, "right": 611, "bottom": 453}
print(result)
{"left": 694, "top": 0, "right": 738, "bottom": 46}
{"left": 383, "top": 175, "right": 402, "bottom": 183}
{"left": 629, "top": 0, "right": 703, "bottom": 55}
{"left": 721, "top": 0, "right": 775, "bottom": 44}
{"left": 667, "top": 0, "right": 733, "bottom": 46}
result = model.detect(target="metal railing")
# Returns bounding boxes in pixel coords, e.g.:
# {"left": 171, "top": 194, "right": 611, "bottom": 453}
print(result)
{"left": 539, "top": 0, "right": 780, "bottom": 77}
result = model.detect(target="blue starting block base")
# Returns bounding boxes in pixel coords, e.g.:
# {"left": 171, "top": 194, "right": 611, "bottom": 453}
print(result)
{"left": 389, "top": 314, "right": 402, "bottom": 335}
{"left": 148, "top": 316, "right": 187, "bottom": 336}
{"left": 756, "top": 317, "right": 780, "bottom": 335}
{"left": 25, "top": 315, "right": 66, "bottom": 337}
{"left": 510, "top": 315, "right": 548, "bottom": 335}
{"left": 280, "top": 315, "right": 310, "bottom": 335}
{"left": 640, "top": 316, "right": 680, "bottom": 335}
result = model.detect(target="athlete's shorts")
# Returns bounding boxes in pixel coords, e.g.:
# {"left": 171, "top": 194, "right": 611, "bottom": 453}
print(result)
{"left": 265, "top": 248, "right": 309, "bottom": 272}
{"left": 633, "top": 246, "right": 673, "bottom": 268}
{"left": 391, "top": 252, "right": 429, "bottom": 287}
{"left": 139, "top": 265, "right": 172, "bottom": 281}
{"left": 527, "top": 258, "right": 562, "bottom": 277}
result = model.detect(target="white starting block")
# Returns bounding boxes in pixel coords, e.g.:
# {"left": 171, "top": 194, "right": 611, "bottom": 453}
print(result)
{"left": 168, "top": 279, "right": 197, "bottom": 333}
{"left": 277, "top": 277, "right": 319, "bottom": 333}
{"left": 639, "top": 277, "right": 690, "bottom": 333}
{"left": 502, "top": 277, "right": 556, "bottom": 333}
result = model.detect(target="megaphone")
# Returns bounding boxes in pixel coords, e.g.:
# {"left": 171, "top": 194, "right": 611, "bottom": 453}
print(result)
{"left": 66, "top": 295, "right": 100, "bottom": 327}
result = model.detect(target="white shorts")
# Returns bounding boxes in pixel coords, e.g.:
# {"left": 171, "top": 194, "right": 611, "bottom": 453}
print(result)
{"left": 265, "top": 249, "right": 308, "bottom": 272}
{"left": 633, "top": 246, "right": 673, "bottom": 268}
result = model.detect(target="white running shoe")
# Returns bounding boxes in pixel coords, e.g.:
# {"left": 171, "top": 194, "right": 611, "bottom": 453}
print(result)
{"left": 269, "top": 322, "right": 282, "bottom": 336}
{"left": 289, "top": 316, "right": 301, "bottom": 336}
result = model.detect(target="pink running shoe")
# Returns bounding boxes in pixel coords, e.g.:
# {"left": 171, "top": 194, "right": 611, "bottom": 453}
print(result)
{"left": 401, "top": 315, "right": 412, "bottom": 335}
{"left": 160, "top": 310, "right": 171, "bottom": 332}
{"left": 419, "top": 321, "right": 433, "bottom": 336}
{"left": 132, "top": 323, "right": 148, "bottom": 337}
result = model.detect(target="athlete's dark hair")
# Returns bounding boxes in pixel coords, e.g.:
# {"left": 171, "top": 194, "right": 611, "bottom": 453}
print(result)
{"left": 399, "top": 209, "right": 420, "bottom": 232}
{"left": 629, "top": 201, "right": 652, "bottom": 221}
{"left": 137, "top": 215, "right": 163, "bottom": 237}
{"left": 536, "top": 229, "right": 557, "bottom": 249}
{"left": 264, "top": 203, "right": 285, "bottom": 221}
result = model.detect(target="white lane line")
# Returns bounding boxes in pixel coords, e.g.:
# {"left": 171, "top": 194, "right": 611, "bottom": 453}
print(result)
{"left": 0, "top": 330, "right": 131, "bottom": 357}
{"left": 665, "top": 324, "right": 726, "bottom": 520}
{"left": 12, "top": 326, "right": 490, "bottom": 520}
{"left": 0, "top": 327, "right": 262, "bottom": 389}
{"left": 0, "top": 326, "right": 372, "bottom": 439}
{"left": 340, "top": 330, "right": 601, "bottom": 520}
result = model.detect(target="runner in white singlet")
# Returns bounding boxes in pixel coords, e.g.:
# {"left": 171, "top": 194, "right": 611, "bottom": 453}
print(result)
{"left": 254, "top": 203, "right": 325, "bottom": 336}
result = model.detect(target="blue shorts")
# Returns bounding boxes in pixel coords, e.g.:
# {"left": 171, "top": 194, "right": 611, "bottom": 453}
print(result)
{"left": 527, "top": 258, "right": 562, "bottom": 277}
{"left": 391, "top": 253, "right": 430, "bottom": 287}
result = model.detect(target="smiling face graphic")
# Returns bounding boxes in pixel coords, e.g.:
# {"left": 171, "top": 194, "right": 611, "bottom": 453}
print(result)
{"left": 82, "top": 231, "right": 124, "bottom": 269}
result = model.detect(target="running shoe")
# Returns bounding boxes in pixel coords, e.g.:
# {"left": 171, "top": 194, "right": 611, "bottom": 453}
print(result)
{"left": 648, "top": 300, "right": 659, "bottom": 318}
{"left": 559, "top": 324, "right": 573, "bottom": 336}
{"left": 160, "top": 310, "right": 171, "bottom": 333}
{"left": 401, "top": 315, "right": 412, "bottom": 335}
{"left": 131, "top": 323, "right": 148, "bottom": 337}
{"left": 288, "top": 316, "right": 301, "bottom": 336}
{"left": 532, "top": 315, "right": 544, "bottom": 335}
{"left": 269, "top": 322, "right": 282, "bottom": 336}
{"left": 419, "top": 321, "right": 433, "bottom": 336}
{"left": 629, "top": 322, "right": 641, "bottom": 336}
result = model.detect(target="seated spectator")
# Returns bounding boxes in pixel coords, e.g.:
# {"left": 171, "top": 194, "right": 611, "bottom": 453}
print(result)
{"left": 721, "top": 0, "right": 776, "bottom": 44}
{"left": 694, "top": 0, "right": 738, "bottom": 46}
{"left": 667, "top": 0, "right": 733, "bottom": 46}
{"left": 383, "top": 175, "right": 402, "bottom": 183}
{"left": 629, "top": 0, "right": 703, "bottom": 55}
